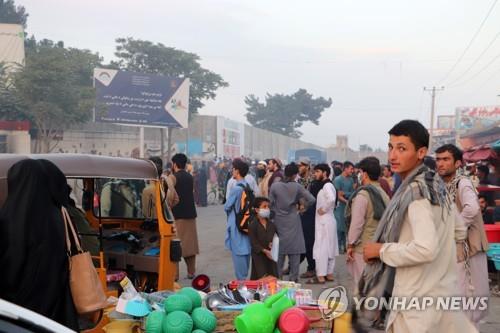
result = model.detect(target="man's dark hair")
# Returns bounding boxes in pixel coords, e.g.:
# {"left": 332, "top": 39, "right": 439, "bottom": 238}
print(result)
{"left": 388, "top": 119, "right": 429, "bottom": 150}
{"left": 232, "top": 158, "right": 249, "bottom": 177}
{"left": 435, "top": 144, "right": 463, "bottom": 163}
{"left": 358, "top": 157, "right": 381, "bottom": 181}
{"left": 343, "top": 161, "right": 354, "bottom": 169}
{"left": 314, "top": 163, "right": 331, "bottom": 177}
{"left": 271, "top": 158, "right": 282, "bottom": 170}
{"left": 172, "top": 153, "right": 187, "bottom": 169}
{"left": 423, "top": 156, "right": 436, "bottom": 171}
{"left": 478, "top": 194, "right": 488, "bottom": 202}
{"left": 284, "top": 163, "right": 299, "bottom": 178}
{"left": 478, "top": 165, "right": 489, "bottom": 177}
{"left": 149, "top": 156, "right": 163, "bottom": 177}
{"left": 253, "top": 196, "right": 270, "bottom": 209}
{"left": 381, "top": 164, "right": 392, "bottom": 174}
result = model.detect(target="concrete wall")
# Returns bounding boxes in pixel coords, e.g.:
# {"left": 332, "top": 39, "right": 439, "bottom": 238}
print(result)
{"left": 56, "top": 115, "right": 323, "bottom": 161}
{"left": 244, "top": 124, "right": 323, "bottom": 161}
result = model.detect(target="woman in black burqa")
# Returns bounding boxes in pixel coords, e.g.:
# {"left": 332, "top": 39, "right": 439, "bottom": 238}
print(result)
{"left": 0, "top": 159, "right": 79, "bottom": 330}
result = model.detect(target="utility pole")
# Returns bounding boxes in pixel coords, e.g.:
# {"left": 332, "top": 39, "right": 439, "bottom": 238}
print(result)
{"left": 423, "top": 86, "right": 444, "bottom": 153}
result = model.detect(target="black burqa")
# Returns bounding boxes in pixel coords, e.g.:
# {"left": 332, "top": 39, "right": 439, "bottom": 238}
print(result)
{"left": 0, "top": 159, "right": 79, "bottom": 330}
{"left": 198, "top": 165, "right": 208, "bottom": 207}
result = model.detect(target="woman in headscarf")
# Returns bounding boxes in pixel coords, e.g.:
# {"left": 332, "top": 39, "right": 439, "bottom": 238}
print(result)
{"left": 0, "top": 159, "right": 79, "bottom": 330}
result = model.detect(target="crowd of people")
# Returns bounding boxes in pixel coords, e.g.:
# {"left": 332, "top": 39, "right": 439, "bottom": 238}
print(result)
{"left": 0, "top": 118, "right": 499, "bottom": 332}
{"left": 220, "top": 120, "right": 499, "bottom": 332}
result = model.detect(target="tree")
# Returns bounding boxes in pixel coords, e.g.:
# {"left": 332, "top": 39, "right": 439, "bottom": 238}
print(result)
{"left": 0, "top": 62, "right": 24, "bottom": 119}
{"left": 245, "top": 89, "right": 332, "bottom": 138}
{"left": 0, "top": 39, "right": 101, "bottom": 152}
{"left": 112, "top": 37, "right": 229, "bottom": 117}
{"left": 0, "top": 0, "right": 28, "bottom": 28}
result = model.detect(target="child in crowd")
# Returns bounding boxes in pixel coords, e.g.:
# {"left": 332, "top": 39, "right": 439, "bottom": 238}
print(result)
{"left": 248, "top": 197, "right": 278, "bottom": 279}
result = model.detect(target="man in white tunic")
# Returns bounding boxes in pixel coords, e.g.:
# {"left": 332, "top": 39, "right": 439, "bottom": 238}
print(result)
{"left": 307, "top": 163, "right": 338, "bottom": 284}
{"left": 436, "top": 144, "right": 489, "bottom": 329}
{"left": 361, "top": 120, "right": 477, "bottom": 333}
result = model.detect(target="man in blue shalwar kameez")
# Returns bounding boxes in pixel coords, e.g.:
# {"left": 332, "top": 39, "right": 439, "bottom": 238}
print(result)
{"left": 224, "top": 159, "right": 252, "bottom": 280}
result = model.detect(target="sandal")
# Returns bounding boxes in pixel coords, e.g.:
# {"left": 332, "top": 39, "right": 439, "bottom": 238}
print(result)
{"left": 300, "top": 271, "right": 316, "bottom": 279}
{"left": 325, "top": 275, "right": 334, "bottom": 281}
{"left": 305, "top": 277, "right": 325, "bottom": 285}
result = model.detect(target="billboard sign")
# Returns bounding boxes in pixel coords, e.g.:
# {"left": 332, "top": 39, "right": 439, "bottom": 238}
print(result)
{"left": 455, "top": 106, "right": 500, "bottom": 131}
{"left": 437, "top": 115, "right": 455, "bottom": 130}
{"left": 216, "top": 117, "right": 245, "bottom": 158}
{"left": 94, "top": 68, "right": 189, "bottom": 128}
{"left": 0, "top": 24, "right": 25, "bottom": 74}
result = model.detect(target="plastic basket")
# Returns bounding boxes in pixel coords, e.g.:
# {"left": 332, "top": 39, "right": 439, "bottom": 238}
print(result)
{"left": 486, "top": 243, "right": 500, "bottom": 258}
{"left": 492, "top": 254, "right": 500, "bottom": 271}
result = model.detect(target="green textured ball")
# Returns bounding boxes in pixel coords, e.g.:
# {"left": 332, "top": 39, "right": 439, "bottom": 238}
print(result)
{"left": 163, "top": 294, "right": 193, "bottom": 314}
{"left": 179, "top": 287, "right": 203, "bottom": 308}
{"left": 191, "top": 307, "right": 217, "bottom": 333}
{"left": 162, "top": 311, "right": 193, "bottom": 333}
{"left": 145, "top": 310, "right": 165, "bottom": 333}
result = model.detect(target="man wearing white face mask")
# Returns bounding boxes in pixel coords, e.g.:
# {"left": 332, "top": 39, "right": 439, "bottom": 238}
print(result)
{"left": 248, "top": 197, "right": 278, "bottom": 279}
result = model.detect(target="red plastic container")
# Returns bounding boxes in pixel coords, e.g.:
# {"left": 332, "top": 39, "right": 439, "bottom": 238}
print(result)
{"left": 278, "top": 308, "right": 322, "bottom": 333}
{"left": 485, "top": 225, "right": 500, "bottom": 243}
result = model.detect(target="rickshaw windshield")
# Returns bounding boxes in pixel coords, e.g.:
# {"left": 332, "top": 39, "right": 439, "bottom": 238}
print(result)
{"left": 69, "top": 177, "right": 173, "bottom": 222}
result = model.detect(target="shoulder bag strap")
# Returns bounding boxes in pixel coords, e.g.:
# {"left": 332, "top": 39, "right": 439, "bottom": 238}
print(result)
{"left": 62, "top": 206, "right": 84, "bottom": 254}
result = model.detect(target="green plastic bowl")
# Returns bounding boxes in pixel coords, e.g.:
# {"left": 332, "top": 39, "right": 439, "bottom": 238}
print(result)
{"left": 163, "top": 294, "right": 193, "bottom": 314}
{"left": 179, "top": 287, "right": 203, "bottom": 309}
{"left": 191, "top": 307, "right": 217, "bottom": 333}
{"left": 145, "top": 311, "right": 165, "bottom": 333}
{"left": 162, "top": 311, "right": 193, "bottom": 333}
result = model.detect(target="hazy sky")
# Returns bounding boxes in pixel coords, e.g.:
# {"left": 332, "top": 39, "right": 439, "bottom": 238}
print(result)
{"left": 18, "top": 0, "right": 500, "bottom": 149}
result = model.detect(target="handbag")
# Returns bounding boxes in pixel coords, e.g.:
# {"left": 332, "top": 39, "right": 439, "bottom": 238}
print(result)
{"left": 62, "top": 206, "right": 108, "bottom": 314}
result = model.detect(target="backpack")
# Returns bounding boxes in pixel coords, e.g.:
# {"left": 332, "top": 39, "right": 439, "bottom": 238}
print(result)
{"left": 233, "top": 183, "right": 255, "bottom": 234}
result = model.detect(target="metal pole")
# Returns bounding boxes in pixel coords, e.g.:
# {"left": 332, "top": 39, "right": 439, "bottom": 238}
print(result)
{"left": 140, "top": 126, "right": 145, "bottom": 158}
{"left": 160, "top": 127, "right": 164, "bottom": 160}
{"left": 424, "top": 86, "right": 444, "bottom": 153}
{"left": 429, "top": 88, "right": 436, "bottom": 153}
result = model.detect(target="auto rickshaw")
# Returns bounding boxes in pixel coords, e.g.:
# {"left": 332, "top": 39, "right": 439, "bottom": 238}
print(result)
{"left": 0, "top": 153, "right": 180, "bottom": 332}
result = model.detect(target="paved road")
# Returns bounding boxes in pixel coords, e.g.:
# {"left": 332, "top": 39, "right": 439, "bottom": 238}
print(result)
{"left": 176, "top": 205, "right": 500, "bottom": 332}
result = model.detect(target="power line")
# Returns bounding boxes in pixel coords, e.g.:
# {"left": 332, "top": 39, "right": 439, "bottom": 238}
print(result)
{"left": 436, "top": 0, "right": 498, "bottom": 85}
{"left": 448, "top": 50, "right": 500, "bottom": 88}
{"left": 446, "top": 31, "right": 500, "bottom": 86}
